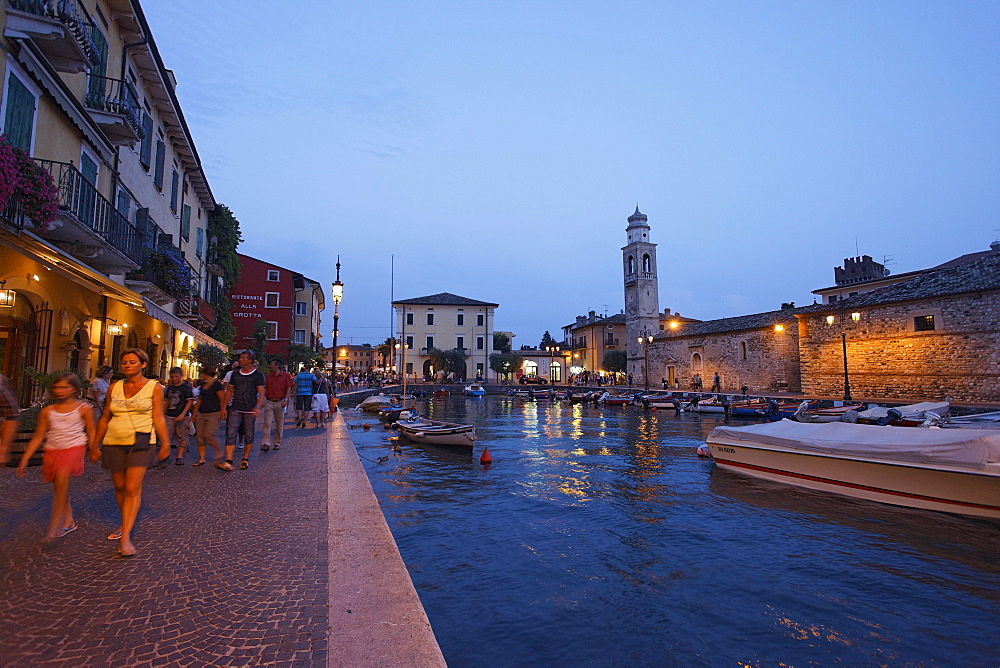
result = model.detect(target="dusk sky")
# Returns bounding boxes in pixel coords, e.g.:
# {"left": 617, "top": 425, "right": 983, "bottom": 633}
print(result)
{"left": 143, "top": 1, "right": 999, "bottom": 347}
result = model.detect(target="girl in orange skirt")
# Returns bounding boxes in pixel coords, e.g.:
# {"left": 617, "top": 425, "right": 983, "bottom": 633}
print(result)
{"left": 16, "top": 373, "right": 96, "bottom": 539}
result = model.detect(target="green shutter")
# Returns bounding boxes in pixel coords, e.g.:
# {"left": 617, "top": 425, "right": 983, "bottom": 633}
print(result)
{"left": 139, "top": 113, "right": 152, "bottom": 168}
{"left": 3, "top": 73, "right": 36, "bottom": 151}
{"left": 181, "top": 204, "right": 191, "bottom": 241}
{"left": 153, "top": 139, "right": 164, "bottom": 188}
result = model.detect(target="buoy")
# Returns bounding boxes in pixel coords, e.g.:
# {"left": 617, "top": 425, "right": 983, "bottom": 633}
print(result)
{"left": 479, "top": 446, "right": 492, "bottom": 464}
{"left": 363, "top": 423, "right": 371, "bottom": 430}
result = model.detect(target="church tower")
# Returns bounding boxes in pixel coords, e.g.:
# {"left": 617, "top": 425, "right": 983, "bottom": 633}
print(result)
{"left": 622, "top": 206, "right": 660, "bottom": 386}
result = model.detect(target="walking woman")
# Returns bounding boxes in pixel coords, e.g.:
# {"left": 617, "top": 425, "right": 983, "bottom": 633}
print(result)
{"left": 16, "top": 373, "right": 95, "bottom": 539}
{"left": 90, "top": 348, "right": 170, "bottom": 557}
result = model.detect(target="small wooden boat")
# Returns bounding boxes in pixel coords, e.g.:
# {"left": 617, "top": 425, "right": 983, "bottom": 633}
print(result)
{"left": 684, "top": 396, "right": 727, "bottom": 413}
{"left": 568, "top": 391, "right": 600, "bottom": 404}
{"left": 707, "top": 419, "right": 1000, "bottom": 518}
{"left": 434, "top": 389, "right": 450, "bottom": 398}
{"left": 643, "top": 394, "right": 680, "bottom": 410}
{"left": 600, "top": 392, "right": 638, "bottom": 406}
{"left": 794, "top": 401, "right": 866, "bottom": 423}
{"left": 395, "top": 416, "right": 476, "bottom": 447}
{"left": 359, "top": 394, "right": 394, "bottom": 412}
{"left": 464, "top": 383, "right": 486, "bottom": 397}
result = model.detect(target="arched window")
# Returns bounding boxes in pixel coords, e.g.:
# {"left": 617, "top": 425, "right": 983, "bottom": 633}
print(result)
{"left": 549, "top": 361, "right": 561, "bottom": 382}
{"left": 740, "top": 341, "right": 747, "bottom": 360}
{"left": 524, "top": 361, "right": 538, "bottom": 376}
{"left": 642, "top": 254, "right": 651, "bottom": 272}
{"left": 627, "top": 255, "right": 635, "bottom": 274}
{"left": 691, "top": 352, "right": 702, "bottom": 371}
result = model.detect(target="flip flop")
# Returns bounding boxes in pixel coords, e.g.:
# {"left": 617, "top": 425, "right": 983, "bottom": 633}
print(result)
{"left": 192, "top": 461, "right": 206, "bottom": 467}
{"left": 61, "top": 524, "right": 78, "bottom": 536}
{"left": 107, "top": 529, "right": 122, "bottom": 540}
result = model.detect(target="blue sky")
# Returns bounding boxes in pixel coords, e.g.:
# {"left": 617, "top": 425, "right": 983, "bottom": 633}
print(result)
{"left": 143, "top": 1, "right": 1000, "bottom": 347}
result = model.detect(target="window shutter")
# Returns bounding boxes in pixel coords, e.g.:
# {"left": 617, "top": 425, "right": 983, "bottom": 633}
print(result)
{"left": 4, "top": 74, "right": 36, "bottom": 151}
{"left": 170, "top": 170, "right": 179, "bottom": 212}
{"left": 195, "top": 227, "right": 204, "bottom": 258}
{"left": 181, "top": 204, "right": 191, "bottom": 241}
{"left": 139, "top": 113, "right": 152, "bottom": 168}
{"left": 153, "top": 139, "right": 165, "bottom": 188}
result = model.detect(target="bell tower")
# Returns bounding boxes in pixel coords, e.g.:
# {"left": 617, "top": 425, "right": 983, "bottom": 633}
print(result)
{"left": 622, "top": 206, "right": 659, "bottom": 385}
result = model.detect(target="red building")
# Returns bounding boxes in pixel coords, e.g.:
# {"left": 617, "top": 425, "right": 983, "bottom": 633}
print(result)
{"left": 229, "top": 254, "right": 297, "bottom": 358}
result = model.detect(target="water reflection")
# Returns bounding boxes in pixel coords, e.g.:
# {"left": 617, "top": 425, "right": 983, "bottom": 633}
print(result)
{"left": 344, "top": 396, "right": 1000, "bottom": 666}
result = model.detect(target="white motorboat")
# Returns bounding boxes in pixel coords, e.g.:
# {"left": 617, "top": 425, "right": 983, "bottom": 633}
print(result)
{"left": 464, "top": 383, "right": 486, "bottom": 397}
{"left": 684, "top": 396, "right": 726, "bottom": 413}
{"left": 941, "top": 411, "right": 1000, "bottom": 429}
{"left": 793, "top": 401, "right": 866, "bottom": 423}
{"left": 395, "top": 416, "right": 476, "bottom": 447}
{"left": 359, "top": 394, "right": 393, "bottom": 412}
{"left": 706, "top": 419, "right": 1000, "bottom": 518}
{"left": 851, "top": 401, "right": 951, "bottom": 426}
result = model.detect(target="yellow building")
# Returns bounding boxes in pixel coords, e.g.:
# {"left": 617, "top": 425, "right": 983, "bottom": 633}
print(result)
{"left": 1, "top": 0, "right": 224, "bottom": 402}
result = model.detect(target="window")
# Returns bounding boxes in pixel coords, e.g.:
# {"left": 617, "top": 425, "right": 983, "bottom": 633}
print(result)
{"left": 740, "top": 342, "right": 748, "bottom": 360}
{"left": 139, "top": 112, "right": 152, "bottom": 168}
{"left": 195, "top": 227, "right": 204, "bottom": 258}
{"left": 266, "top": 322, "right": 278, "bottom": 340}
{"left": 642, "top": 253, "right": 651, "bottom": 272}
{"left": 476, "top": 363, "right": 484, "bottom": 375}
{"left": 116, "top": 187, "right": 131, "bottom": 220}
{"left": 406, "top": 336, "right": 413, "bottom": 349}
{"left": 181, "top": 204, "right": 191, "bottom": 241}
{"left": 170, "top": 170, "right": 179, "bottom": 212}
{"left": 477, "top": 314, "right": 484, "bottom": 327}
{"left": 2, "top": 69, "right": 38, "bottom": 151}
{"left": 914, "top": 315, "right": 935, "bottom": 332}
{"left": 267, "top": 270, "right": 279, "bottom": 281}
{"left": 456, "top": 336, "right": 464, "bottom": 350}
{"left": 848, "top": 291, "right": 859, "bottom": 297}
{"left": 427, "top": 313, "right": 434, "bottom": 326}
{"left": 829, "top": 295, "right": 839, "bottom": 303}
{"left": 405, "top": 363, "right": 413, "bottom": 374}
{"left": 153, "top": 138, "right": 165, "bottom": 189}
{"left": 476, "top": 336, "right": 484, "bottom": 350}
{"left": 692, "top": 352, "right": 703, "bottom": 371}
{"left": 405, "top": 312, "right": 413, "bottom": 326}
{"left": 457, "top": 313, "right": 464, "bottom": 326}
{"left": 426, "top": 336, "right": 434, "bottom": 349}
{"left": 627, "top": 255, "right": 635, "bottom": 274}
{"left": 265, "top": 292, "right": 280, "bottom": 308}
{"left": 295, "top": 301, "right": 307, "bottom": 316}
{"left": 293, "top": 329, "right": 306, "bottom": 344}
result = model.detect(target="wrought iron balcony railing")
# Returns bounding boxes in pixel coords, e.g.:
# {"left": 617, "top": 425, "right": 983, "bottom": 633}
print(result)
{"left": 7, "top": 0, "right": 101, "bottom": 66}
{"left": 36, "top": 158, "right": 140, "bottom": 260}
{"left": 85, "top": 75, "right": 144, "bottom": 140}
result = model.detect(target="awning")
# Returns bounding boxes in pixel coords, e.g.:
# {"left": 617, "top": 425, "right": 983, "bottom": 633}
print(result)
{"left": 143, "top": 298, "right": 227, "bottom": 350}
{"left": 0, "top": 230, "right": 145, "bottom": 308}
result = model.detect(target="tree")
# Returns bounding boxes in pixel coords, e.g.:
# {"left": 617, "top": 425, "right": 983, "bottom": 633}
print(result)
{"left": 603, "top": 350, "right": 627, "bottom": 373}
{"left": 251, "top": 318, "right": 269, "bottom": 360}
{"left": 207, "top": 204, "right": 244, "bottom": 347}
{"left": 184, "top": 343, "right": 229, "bottom": 372}
{"left": 493, "top": 332, "right": 511, "bottom": 353}
{"left": 489, "top": 351, "right": 523, "bottom": 380}
{"left": 287, "top": 343, "right": 324, "bottom": 372}
{"left": 377, "top": 337, "right": 397, "bottom": 370}
{"left": 539, "top": 331, "right": 557, "bottom": 348}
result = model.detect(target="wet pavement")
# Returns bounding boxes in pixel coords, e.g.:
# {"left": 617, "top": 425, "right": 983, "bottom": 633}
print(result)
{"left": 0, "top": 416, "right": 331, "bottom": 666}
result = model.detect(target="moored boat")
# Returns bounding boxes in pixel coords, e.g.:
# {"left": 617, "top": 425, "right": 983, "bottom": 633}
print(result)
{"left": 359, "top": 394, "right": 394, "bottom": 413}
{"left": 793, "top": 401, "right": 866, "bottom": 423}
{"left": 464, "top": 383, "right": 486, "bottom": 397}
{"left": 706, "top": 419, "right": 1000, "bottom": 518}
{"left": 395, "top": 416, "right": 476, "bottom": 447}
{"left": 683, "top": 396, "right": 727, "bottom": 413}
{"left": 601, "top": 391, "right": 639, "bottom": 406}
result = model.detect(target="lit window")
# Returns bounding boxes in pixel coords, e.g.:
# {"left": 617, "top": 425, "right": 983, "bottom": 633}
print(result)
{"left": 914, "top": 315, "right": 935, "bottom": 331}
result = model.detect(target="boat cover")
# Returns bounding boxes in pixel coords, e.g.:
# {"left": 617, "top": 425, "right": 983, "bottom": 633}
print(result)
{"left": 709, "top": 419, "right": 1000, "bottom": 470}
{"left": 857, "top": 401, "right": 951, "bottom": 420}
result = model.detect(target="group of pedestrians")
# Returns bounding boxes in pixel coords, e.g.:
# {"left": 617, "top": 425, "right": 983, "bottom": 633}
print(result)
{"left": 1, "top": 349, "right": 326, "bottom": 557}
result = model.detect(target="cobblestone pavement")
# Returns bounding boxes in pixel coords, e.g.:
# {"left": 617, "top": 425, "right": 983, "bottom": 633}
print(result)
{"left": 0, "top": 416, "right": 331, "bottom": 666}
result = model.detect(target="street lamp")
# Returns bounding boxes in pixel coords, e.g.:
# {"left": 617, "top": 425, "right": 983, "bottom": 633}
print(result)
{"left": 330, "top": 257, "right": 343, "bottom": 410}
{"left": 638, "top": 327, "right": 653, "bottom": 391}
{"left": 825, "top": 310, "right": 861, "bottom": 401}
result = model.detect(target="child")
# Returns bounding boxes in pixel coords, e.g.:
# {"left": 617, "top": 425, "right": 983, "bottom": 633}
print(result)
{"left": 17, "top": 373, "right": 96, "bottom": 539}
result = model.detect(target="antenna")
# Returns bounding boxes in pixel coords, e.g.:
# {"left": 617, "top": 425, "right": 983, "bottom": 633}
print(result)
{"left": 855, "top": 236, "right": 859, "bottom": 256}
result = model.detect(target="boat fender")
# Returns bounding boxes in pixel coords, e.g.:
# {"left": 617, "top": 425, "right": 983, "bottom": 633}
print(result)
{"left": 841, "top": 410, "right": 860, "bottom": 423}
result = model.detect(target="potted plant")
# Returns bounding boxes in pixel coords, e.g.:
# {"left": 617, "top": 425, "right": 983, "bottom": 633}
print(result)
{"left": 0, "top": 135, "right": 60, "bottom": 230}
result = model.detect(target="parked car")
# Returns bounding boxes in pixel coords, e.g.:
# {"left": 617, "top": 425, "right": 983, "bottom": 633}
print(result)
{"left": 519, "top": 375, "right": 548, "bottom": 385}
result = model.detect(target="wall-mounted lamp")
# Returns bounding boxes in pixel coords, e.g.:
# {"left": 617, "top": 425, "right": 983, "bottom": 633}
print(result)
{"left": 0, "top": 280, "right": 14, "bottom": 308}
{"left": 774, "top": 324, "right": 785, "bottom": 332}
{"left": 851, "top": 312, "right": 861, "bottom": 323}
{"left": 669, "top": 320, "right": 679, "bottom": 329}
{"left": 29, "top": 274, "right": 39, "bottom": 281}
{"left": 106, "top": 319, "right": 127, "bottom": 336}
{"left": 825, "top": 315, "right": 836, "bottom": 326}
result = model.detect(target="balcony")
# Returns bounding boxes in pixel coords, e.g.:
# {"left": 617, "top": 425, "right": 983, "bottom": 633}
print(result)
{"left": 177, "top": 296, "right": 216, "bottom": 331}
{"left": 603, "top": 338, "right": 620, "bottom": 348}
{"left": 4, "top": 0, "right": 100, "bottom": 73}
{"left": 35, "top": 159, "right": 141, "bottom": 274}
{"left": 85, "top": 75, "right": 144, "bottom": 145}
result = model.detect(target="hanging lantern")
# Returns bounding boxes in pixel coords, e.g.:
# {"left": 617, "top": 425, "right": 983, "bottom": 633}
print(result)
{"left": 0, "top": 281, "right": 14, "bottom": 308}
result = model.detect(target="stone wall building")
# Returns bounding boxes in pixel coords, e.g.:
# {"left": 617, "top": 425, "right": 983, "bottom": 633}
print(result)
{"left": 796, "top": 251, "right": 1000, "bottom": 402}
{"left": 648, "top": 309, "right": 802, "bottom": 393}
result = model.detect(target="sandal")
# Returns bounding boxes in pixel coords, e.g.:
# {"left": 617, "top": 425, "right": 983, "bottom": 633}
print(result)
{"left": 61, "top": 524, "right": 78, "bottom": 536}
{"left": 240, "top": 459, "right": 249, "bottom": 470}
{"left": 192, "top": 461, "right": 206, "bottom": 467}
{"left": 175, "top": 458, "right": 185, "bottom": 465}
{"left": 107, "top": 529, "right": 122, "bottom": 541}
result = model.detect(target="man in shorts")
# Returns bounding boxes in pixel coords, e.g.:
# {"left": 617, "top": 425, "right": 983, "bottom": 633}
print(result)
{"left": 261, "top": 358, "right": 293, "bottom": 451}
{"left": 164, "top": 367, "right": 194, "bottom": 464}
{"left": 294, "top": 365, "right": 318, "bottom": 428}
{"left": 218, "top": 351, "right": 265, "bottom": 471}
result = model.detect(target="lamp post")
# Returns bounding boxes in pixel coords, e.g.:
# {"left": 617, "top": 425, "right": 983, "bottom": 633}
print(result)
{"left": 825, "top": 310, "right": 860, "bottom": 401}
{"left": 330, "top": 257, "right": 343, "bottom": 410}
{"left": 638, "top": 327, "right": 653, "bottom": 391}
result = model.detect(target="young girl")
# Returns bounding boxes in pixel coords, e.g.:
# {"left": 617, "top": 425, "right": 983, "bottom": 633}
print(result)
{"left": 16, "top": 373, "right": 96, "bottom": 539}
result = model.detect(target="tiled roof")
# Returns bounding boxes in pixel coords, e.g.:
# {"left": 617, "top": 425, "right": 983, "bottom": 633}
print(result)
{"left": 563, "top": 313, "right": 627, "bottom": 329}
{"left": 658, "top": 309, "right": 802, "bottom": 338}
{"left": 797, "top": 252, "right": 1000, "bottom": 315}
{"left": 392, "top": 292, "right": 499, "bottom": 307}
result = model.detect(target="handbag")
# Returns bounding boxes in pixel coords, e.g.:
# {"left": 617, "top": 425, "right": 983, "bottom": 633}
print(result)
{"left": 131, "top": 432, "right": 152, "bottom": 452}
{"left": 188, "top": 419, "right": 196, "bottom": 436}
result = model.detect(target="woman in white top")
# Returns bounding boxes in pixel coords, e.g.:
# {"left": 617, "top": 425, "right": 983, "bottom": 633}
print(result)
{"left": 90, "top": 366, "right": 113, "bottom": 414}
{"left": 90, "top": 348, "right": 170, "bottom": 557}
{"left": 17, "top": 373, "right": 95, "bottom": 539}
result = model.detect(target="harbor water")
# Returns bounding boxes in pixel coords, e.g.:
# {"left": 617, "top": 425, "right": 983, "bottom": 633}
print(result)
{"left": 345, "top": 395, "right": 1000, "bottom": 666}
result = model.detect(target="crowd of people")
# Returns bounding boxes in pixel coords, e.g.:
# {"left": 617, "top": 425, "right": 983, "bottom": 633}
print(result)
{"left": 0, "top": 350, "right": 346, "bottom": 557}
